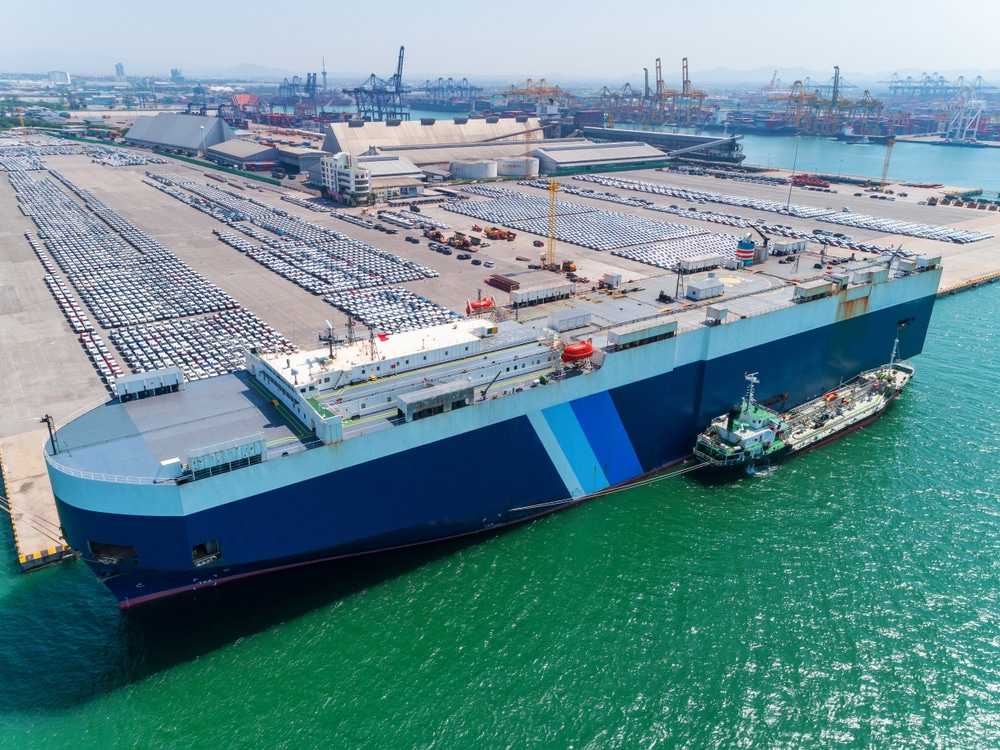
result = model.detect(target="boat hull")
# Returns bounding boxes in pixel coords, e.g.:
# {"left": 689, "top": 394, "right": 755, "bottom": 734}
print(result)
{"left": 695, "top": 388, "right": 903, "bottom": 474}
{"left": 49, "top": 272, "right": 940, "bottom": 608}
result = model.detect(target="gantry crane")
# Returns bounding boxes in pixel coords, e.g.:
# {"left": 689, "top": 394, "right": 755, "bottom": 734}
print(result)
{"left": 676, "top": 57, "right": 707, "bottom": 126}
{"left": 348, "top": 46, "right": 409, "bottom": 121}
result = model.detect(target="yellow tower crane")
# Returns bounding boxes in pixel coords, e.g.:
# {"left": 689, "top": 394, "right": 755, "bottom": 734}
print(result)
{"left": 15, "top": 107, "right": 28, "bottom": 143}
{"left": 879, "top": 137, "right": 895, "bottom": 192}
{"left": 547, "top": 180, "right": 559, "bottom": 269}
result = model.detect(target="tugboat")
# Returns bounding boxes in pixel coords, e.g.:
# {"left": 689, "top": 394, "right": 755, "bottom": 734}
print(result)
{"left": 693, "top": 341, "right": 913, "bottom": 471}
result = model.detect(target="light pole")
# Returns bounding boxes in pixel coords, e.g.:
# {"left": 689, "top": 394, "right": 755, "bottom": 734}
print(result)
{"left": 199, "top": 125, "right": 206, "bottom": 157}
{"left": 838, "top": 159, "right": 843, "bottom": 179}
{"left": 786, "top": 136, "right": 800, "bottom": 211}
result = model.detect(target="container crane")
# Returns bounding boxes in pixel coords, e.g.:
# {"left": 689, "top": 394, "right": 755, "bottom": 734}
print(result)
{"left": 348, "top": 46, "right": 409, "bottom": 121}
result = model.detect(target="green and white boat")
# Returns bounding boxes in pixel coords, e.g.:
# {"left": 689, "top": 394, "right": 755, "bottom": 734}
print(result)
{"left": 694, "top": 341, "right": 913, "bottom": 471}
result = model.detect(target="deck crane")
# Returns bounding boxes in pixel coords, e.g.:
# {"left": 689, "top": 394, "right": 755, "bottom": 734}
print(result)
{"left": 748, "top": 223, "right": 770, "bottom": 252}
{"left": 879, "top": 137, "right": 895, "bottom": 192}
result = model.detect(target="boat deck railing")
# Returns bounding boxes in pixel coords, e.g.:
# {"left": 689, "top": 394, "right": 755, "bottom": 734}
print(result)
{"left": 44, "top": 457, "right": 160, "bottom": 485}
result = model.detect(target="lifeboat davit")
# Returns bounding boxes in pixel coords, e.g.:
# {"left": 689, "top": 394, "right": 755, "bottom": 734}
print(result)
{"left": 561, "top": 340, "right": 594, "bottom": 363}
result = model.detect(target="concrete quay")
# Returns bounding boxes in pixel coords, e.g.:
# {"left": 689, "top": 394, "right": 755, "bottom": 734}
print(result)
{"left": 2, "top": 144, "right": 1000, "bottom": 571}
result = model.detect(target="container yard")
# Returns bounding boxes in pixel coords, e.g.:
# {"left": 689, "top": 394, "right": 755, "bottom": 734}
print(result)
{"left": 2, "top": 133, "right": 1000, "bottom": 570}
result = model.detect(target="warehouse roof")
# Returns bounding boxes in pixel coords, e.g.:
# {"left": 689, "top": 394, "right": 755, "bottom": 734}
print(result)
{"left": 322, "top": 117, "right": 543, "bottom": 156}
{"left": 372, "top": 176, "right": 424, "bottom": 189}
{"left": 125, "top": 113, "right": 234, "bottom": 151}
{"left": 534, "top": 141, "right": 670, "bottom": 167}
{"left": 357, "top": 154, "right": 422, "bottom": 178}
{"left": 207, "top": 140, "right": 276, "bottom": 160}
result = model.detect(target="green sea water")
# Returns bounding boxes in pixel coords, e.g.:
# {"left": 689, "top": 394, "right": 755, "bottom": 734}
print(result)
{"left": 5, "top": 134, "right": 1000, "bottom": 747}
{"left": 1, "top": 281, "right": 998, "bottom": 748}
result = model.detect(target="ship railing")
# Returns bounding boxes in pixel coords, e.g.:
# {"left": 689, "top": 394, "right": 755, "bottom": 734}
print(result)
{"left": 264, "top": 438, "right": 322, "bottom": 460}
{"left": 44, "top": 458, "right": 159, "bottom": 485}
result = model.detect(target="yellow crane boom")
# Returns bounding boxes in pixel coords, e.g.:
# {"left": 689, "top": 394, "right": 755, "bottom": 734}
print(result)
{"left": 547, "top": 180, "right": 559, "bottom": 268}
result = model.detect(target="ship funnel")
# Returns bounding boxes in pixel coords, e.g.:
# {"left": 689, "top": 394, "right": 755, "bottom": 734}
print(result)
{"left": 726, "top": 405, "right": 741, "bottom": 431}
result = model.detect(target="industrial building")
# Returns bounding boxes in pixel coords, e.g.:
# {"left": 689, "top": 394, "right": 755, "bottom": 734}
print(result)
{"left": 316, "top": 114, "right": 723, "bottom": 179}
{"left": 275, "top": 145, "right": 326, "bottom": 176}
{"left": 316, "top": 152, "right": 424, "bottom": 204}
{"left": 321, "top": 117, "right": 544, "bottom": 157}
{"left": 125, "top": 113, "right": 235, "bottom": 155}
{"left": 207, "top": 140, "right": 278, "bottom": 170}
{"left": 581, "top": 127, "right": 744, "bottom": 164}
{"left": 533, "top": 141, "right": 671, "bottom": 175}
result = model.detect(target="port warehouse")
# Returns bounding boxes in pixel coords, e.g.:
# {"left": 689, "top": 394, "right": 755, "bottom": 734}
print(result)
{"left": 582, "top": 127, "right": 744, "bottom": 164}
{"left": 125, "top": 112, "right": 235, "bottom": 153}
{"left": 123, "top": 112, "right": 699, "bottom": 185}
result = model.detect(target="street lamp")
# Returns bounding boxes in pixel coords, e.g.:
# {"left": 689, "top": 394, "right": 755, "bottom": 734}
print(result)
{"left": 786, "top": 136, "right": 800, "bottom": 210}
{"left": 199, "top": 124, "right": 206, "bottom": 156}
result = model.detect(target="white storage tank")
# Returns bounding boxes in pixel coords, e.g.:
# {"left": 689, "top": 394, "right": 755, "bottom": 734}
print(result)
{"left": 497, "top": 157, "right": 539, "bottom": 178}
{"left": 450, "top": 160, "right": 498, "bottom": 180}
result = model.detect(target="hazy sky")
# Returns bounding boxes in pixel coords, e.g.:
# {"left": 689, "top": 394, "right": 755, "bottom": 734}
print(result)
{"left": 5, "top": 0, "right": 1000, "bottom": 82}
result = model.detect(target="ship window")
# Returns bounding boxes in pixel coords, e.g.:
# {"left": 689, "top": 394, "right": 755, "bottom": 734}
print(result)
{"left": 89, "top": 541, "right": 139, "bottom": 566}
{"left": 192, "top": 539, "right": 221, "bottom": 566}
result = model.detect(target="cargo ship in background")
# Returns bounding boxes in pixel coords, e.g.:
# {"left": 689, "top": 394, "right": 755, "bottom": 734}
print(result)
{"left": 46, "top": 252, "right": 943, "bottom": 608}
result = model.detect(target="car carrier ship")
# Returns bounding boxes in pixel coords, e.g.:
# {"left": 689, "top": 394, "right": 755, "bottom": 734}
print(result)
{"left": 46, "top": 253, "right": 943, "bottom": 608}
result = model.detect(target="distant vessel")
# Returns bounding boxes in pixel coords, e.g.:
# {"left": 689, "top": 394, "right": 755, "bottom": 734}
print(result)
{"left": 705, "top": 114, "right": 798, "bottom": 137}
{"left": 693, "top": 341, "right": 913, "bottom": 471}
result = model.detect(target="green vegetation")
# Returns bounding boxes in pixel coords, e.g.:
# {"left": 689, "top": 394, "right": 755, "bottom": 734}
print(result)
{"left": 0, "top": 115, "right": 54, "bottom": 131}
{"left": 1, "top": 96, "right": 68, "bottom": 112}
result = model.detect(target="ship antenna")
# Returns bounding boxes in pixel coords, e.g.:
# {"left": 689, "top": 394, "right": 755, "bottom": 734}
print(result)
{"left": 744, "top": 372, "right": 759, "bottom": 407}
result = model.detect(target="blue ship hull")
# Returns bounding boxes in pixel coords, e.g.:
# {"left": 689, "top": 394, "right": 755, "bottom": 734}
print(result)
{"left": 51, "top": 285, "right": 937, "bottom": 608}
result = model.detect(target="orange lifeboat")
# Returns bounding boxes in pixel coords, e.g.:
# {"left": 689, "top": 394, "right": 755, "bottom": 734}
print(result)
{"left": 466, "top": 298, "right": 495, "bottom": 315}
{"left": 561, "top": 340, "right": 594, "bottom": 363}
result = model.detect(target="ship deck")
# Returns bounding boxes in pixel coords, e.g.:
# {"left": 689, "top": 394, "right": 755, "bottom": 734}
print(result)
{"left": 48, "top": 371, "right": 307, "bottom": 481}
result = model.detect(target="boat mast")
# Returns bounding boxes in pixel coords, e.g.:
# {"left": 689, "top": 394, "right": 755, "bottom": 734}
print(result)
{"left": 744, "top": 372, "right": 759, "bottom": 408}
